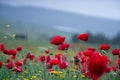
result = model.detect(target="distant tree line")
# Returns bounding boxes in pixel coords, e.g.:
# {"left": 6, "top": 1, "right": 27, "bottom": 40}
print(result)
{"left": 71, "top": 31, "right": 120, "bottom": 44}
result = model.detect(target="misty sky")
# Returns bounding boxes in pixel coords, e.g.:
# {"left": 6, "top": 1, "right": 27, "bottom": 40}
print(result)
{"left": 0, "top": 0, "right": 120, "bottom": 20}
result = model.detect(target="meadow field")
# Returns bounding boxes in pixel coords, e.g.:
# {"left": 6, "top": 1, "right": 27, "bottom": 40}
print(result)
{"left": 0, "top": 31, "right": 120, "bottom": 80}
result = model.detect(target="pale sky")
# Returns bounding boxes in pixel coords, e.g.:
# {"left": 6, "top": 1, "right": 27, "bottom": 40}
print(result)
{"left": 0, "top": 0, "right": 120, "bottom": 20}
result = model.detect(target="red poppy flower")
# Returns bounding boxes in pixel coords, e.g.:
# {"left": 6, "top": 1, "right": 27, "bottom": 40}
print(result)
{"left": 87, "top": 52, "right": 109, "bottom": 79}
{"left": 78, "top": 33, "right": 89, "bottom": 41}
{"left": 58, "top": 43, "right": 70, "bottom": 50}
{"left": 49, "top": 58, "right": 60, "bottom": 66}
{"left": 11, "top": 55, "right": 16, "bottom": 59}
{"left": 16, "top": 46, "right": 22, "bottom": 51}
{"left": 15, "top": 60, "right": 23, "bottom": 67}
{"left": 13, "top": 66, "right": 23, "bottom": 73}
{"left": 111, "top": 66, "right": 116, "bottom": 72}
{"left": 50, "top": 36, "right": 65, "bottom": 45}
{"left": 100, "top": 44, "right": 110, "bottom": 50}
{"left": 105, "top": 67, "right": 111, "bottom": 73}
{"left": 55, "top": 53, "right": 62, "bottom": 60}
{"left": 0, "top": 61, "right": 3, "bottom": 68}
{"left": 44, "top": 50, "right": 50, "bottom": 54}
{"left": 59, "top": 61, "right": 68, "bottom": 69}
{"left": 9, "top": 49, "right": 18, "bottom": 56}
{"left": 77, "top": 51, "right": 83, "bottom": 58}
{"left": 83, "top": 50, "right": 93, "bottom": 57}
{"left": 0, "top": 43, "right": 5, "bottom": 51}
{"left": 3, "top": 49, "right": 10, "bottom": 55}
{"left": 46, "top": 55, "right": 51, "bottom": 63}
{"left": 88, "top": 47, "right": 96, "bottom": 52}
{"left": 112, "top": 48, "right": 119, "bottom": 55}
{"left": 26, "top": 53, "right": 35, "bottom": 60}
{"left": 7, "top": 62, "right": 14, "bottom": 69}
{"left": 84, "top": 72, "right": 90, "bottom": 77}
{"left": 39, "top": 55, "right": 45, "bottom": 62}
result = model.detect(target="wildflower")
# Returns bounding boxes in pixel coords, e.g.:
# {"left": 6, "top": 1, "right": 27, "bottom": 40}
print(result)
{"left": 49, "top": 58, "right": 60, "bottom": 65}
{"left": 87, "top": 47, "right": 96, "bottom": 52}
{"left": 26, "top": 53, "right": 35, "bottom": 60}
{"left": 13, "top": 66, "right": 23, "bottom": 73}
{"left": 45, "top": 55, "right": 51, "bottom": 63}
{"left": 73, "top": 75, "right": 77, "bottom": 78}
{"left": 23, "top": 78, "right": 28, "bottom": 80}
{"left": 84, "top": 72, "right": 90, "bottom": 77}
{"left": 59, "top": 61, "right": 68, "bottom": 69}
{"left": 15, "top": 60, "right": 23, "bottom": 66}
{"left": 105, "top": 67, "right": 111, "bottom": 73}
{"left": 50, "top": 36, "right": 65, "bottom": 45}
{"left": 112, "top": 48, "right": 119, "bottom": 55}
{"left": 39, "top": 55, "right": 45, "bottom": 62}
{"left": 0, "top": 61, "right": 3, "bottom": 68}
{"left": 87, "top": 52, "right": 109, "bottom": 80}
{"left": 7, "top": 61, "right": 14, "bottom": 69}
{"left": 55, "top": 53, "right": 62, "bottom": 61}
{"left": 58, "top": 43, "right": 70, "bottom": 51}
{"left": 78, "top": 33, "right": 89, "bottom": 41}
{"left": 44, "top": 49, "right": 50, "bottom": 54}
{"left": 100, "top": 44, "right": 110, "bottom": 50}
{"left": 16, "top": 46, "right": 22, "bottom": 52}
{"left": 83, "top": 50, "right": 93, "bottom": 57}
{"left": 111, "top": 66, "right": 116, "bottom": 72}
{"left": 9, "top": 49, "right": 18, "bottom": 56}
{"left": 0, "top": 43, "right": 5, "bottom": 51}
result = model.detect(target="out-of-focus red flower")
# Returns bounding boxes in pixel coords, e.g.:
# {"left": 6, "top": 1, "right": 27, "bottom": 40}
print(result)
{"left": 88, "top": 47, "right": 96, "bottom": 52}
{"left": 59, "top": 61, "right": 68, "bottom": 69}
{"left": 56, "top": 53, "right": 62, "bottom": 60}
{"left": 81, "top": 56, "right": 87, "bottom": 63}
{"left": 3, "top": 49, "right": 10, "bottom": 55}
{"left": 77, "top": 51, "right": 83, "bottom": 58}
{"left": 118, "top": 58, "right": 120, "bottom": 69}
{"left": 15, "top": 60, "right": 23, "bottom": 67}
{"left": 50, "top": 36, "right": 65, "bottom": 45}
{"left": 11, "top": 55, "right": 16, "bottom": 59}
{"left": 58, "top": 43, "right": 70, "bottom": 50}
{"left": 74, "top": 55, "right": 80, "bottom": 63}
{"left": 83, "top": 50, "right": 93, "bottom": 57}
{"left": 112, "top": 48, "right": 119, "bottom": 55}
{"left": 105, "top": 67, "right": 111, "bottom": 73}
{"left": 84, "top": 72, "right": 90, "bottom": 77}
{"left": 87, "top": 52, "right": 109, "bottom": 80}
{"left": 100, "top": 44, "right": 110, "bottom": 50}
{"left": 23, "top": 58, "right": 27, "bottom": 64}
{"left": 78, "top": 33, "right": 89, "bottom": 41}
{"left": 0, "top": 61, "right": 3, "bottom": 68}
{"left": 44, "top": 50, "right": 50, "bottom": 54}
{"left": 39, "top": 55, "right": 45, "bottom": 62}
{"left": 0, "top": 43, "right": 5, "bottom": 51}
{"left": 13, "top": 66, "right": 23, "bottom": 73}
{"left": 16, "top": 46, "right": 22, "bottom": 51}
{"left": 111, "top": 66, "right": 116, "bottom": 72}
{"left": 6, "top": 59, "right": 11, "bottom": 63}
{"left": 49, "top": 58, "right": 60, "bottom": 66}
{"left": 9, "top": 49, "right": 17, "bottom": 56}
{"left": 26, "top": 53, "right": 35, "bottom": 60}
{"left": 46, "top": 55, "right": 51, "bottom": 63}
{"left": 7, "top": 62, "right": 14, "bottom": 69}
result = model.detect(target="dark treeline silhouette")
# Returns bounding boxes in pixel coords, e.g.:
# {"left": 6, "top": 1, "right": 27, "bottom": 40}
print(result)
{"left": 71, "top": 31, "right": 120, "bottom": 44}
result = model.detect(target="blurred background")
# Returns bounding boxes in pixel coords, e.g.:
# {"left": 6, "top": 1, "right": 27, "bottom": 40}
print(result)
{"left": 0, "top": 0, "right": 120, "bottom": 46}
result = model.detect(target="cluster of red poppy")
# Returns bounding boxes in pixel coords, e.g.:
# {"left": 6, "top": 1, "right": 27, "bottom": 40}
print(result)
{"left": 0, "top": 33, "right": 120, "bottom": 80}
